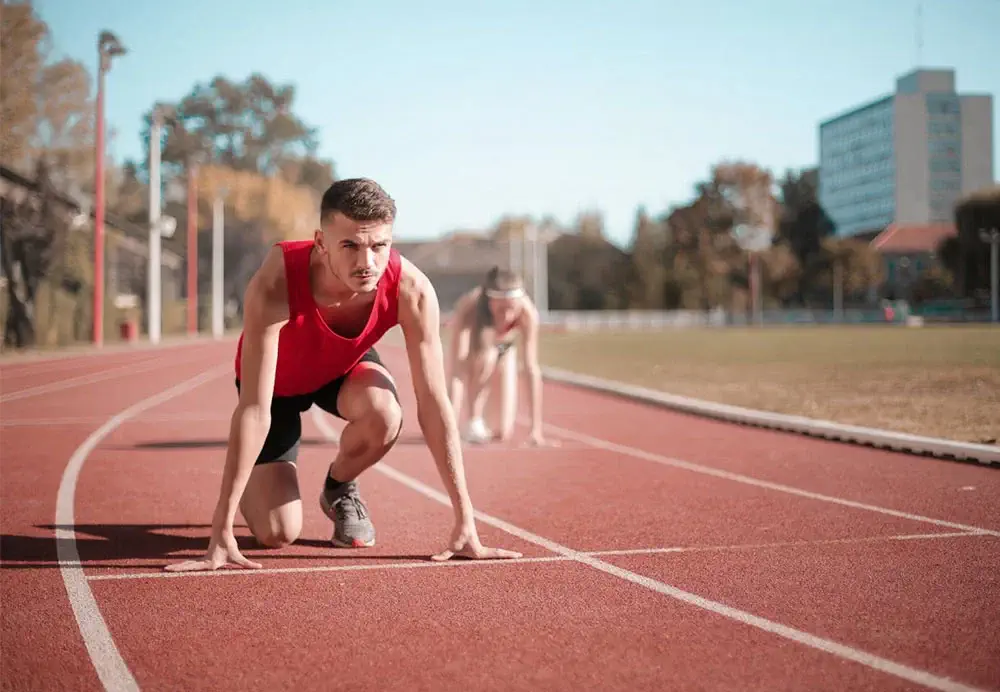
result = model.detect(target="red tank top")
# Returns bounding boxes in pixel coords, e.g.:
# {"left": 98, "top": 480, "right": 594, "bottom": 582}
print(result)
{"left": 234, "top": 239, "right": 403, "bottom": 397}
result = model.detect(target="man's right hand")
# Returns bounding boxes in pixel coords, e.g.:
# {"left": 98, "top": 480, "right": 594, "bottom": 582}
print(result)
{"left": 164, "top": 527, "right": 262, "bottom": 572}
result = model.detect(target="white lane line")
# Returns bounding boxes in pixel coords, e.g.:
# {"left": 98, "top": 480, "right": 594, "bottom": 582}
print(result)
{"left": 309, "top": 408, "right": 987, "bottom": 692}
{"left": 0, "top": 335, "right": 232, "bottom": 369}
{"left": 2, "top": 354, "right": 195, "bottom": 403}
{"left": 1, "top": 357, "right": 132, "bottom": 383}
{"left": 2, "top": 413, "right": 233, "bottom": 427}
{"left": 84, "top": 530, "right": 990, "bottom": 582}
{"left": 57, "top": 363, "right": 230, "bottom": 692}
{"left": 544, "top": 423, "right": 1000, "bottom": 538}
{"left": 587, "top": 531, "right": 986, "bottom": 557}
{"left": 87, "top": 556, "right": 568, "bottom": 581}
{"left": 382, "top": 343, "right": 1000, "bottom": 539}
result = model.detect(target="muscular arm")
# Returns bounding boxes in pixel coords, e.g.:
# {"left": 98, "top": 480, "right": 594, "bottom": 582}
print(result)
{"left": 214, "top": 247, "right": 287, "bottom": 532}
{"left": 519, "top": 301, "right": 544, "bottom": 437}
{"left": 398, "top": 260, "right": 474, "bottom": 525}
{"left": 445, "top": 291, "right": 476, "bottom": 424}
{"left": 166, "top": 246, "right": 288, "bottom": 572}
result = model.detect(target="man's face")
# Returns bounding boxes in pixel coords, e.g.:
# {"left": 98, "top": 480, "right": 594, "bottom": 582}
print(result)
{"left": 315, "top": 211, "right": 393, "bottom": 294}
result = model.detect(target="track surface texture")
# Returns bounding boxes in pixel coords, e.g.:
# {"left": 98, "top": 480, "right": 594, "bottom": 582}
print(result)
{"left": 1, "top": 338, "right": 998, "bottom": 692}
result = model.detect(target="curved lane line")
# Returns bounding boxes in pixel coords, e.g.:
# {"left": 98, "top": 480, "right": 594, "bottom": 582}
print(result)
{"left": 56, "top": 363, "right": 229, "bottom": 691}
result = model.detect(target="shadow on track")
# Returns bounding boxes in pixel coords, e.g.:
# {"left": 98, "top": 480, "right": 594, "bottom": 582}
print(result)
{"left": 0, "top": 524, "right": 431, "bottom": 568}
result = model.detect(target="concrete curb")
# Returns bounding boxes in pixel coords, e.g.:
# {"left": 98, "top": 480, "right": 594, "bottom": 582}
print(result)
{"left": 541, "top": 366, "right": 1000, "bottom": 467}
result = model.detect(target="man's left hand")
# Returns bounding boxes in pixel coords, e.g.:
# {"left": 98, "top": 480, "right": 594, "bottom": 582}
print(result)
{"left": 431, "top": 521, "right": 523, "bottom": 561}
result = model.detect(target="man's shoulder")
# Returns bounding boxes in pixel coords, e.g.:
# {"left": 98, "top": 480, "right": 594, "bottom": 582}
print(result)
{"left": 395, "top": 253, "right": 434, "bottom": 299}
{"left": 245, "top": 244, "right": 291, "bottom": 326}
{"left": 393, "top": 254, "right": 441, "bottom": 329}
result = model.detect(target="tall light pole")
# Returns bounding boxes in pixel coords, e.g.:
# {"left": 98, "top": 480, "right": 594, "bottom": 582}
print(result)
{"left": 92, "top": 30, "right": 127, "bottom": 346}
{"left": 527, "top": 223, "right": 549, "bottom": 321}
{"left": 187, "top": 158, "right": 199, "bottom": 335}
{"left": 981, "top": 227, "right": 1000, "bottom": 323}
{"left": 147, "top": 105, "right": 177, "bottom": 344}
{"left": 211, "top": 189, "right": 227, "bottom": 338}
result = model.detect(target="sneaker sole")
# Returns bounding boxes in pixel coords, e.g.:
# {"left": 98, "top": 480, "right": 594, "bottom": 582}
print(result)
{"left": 319, "top": 494, "right": 376, "bottom": 548}
{"left": 330, "top": 536, "right": 377, "bottom": 548}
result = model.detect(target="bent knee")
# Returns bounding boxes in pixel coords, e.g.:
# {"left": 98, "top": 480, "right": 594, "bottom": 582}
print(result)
{"left": 254, "top": 522, "right": 301, "bottom": 549}
{"left": 468, "top": 350, "right": 497, "bottom": 379}
{"left": 363, "top": 393, "right": 403, "bottom": 448}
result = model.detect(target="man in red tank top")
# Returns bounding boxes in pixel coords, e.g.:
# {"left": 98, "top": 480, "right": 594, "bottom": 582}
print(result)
{"left": 167, "top": 178, "right": 521, "bottom": 572}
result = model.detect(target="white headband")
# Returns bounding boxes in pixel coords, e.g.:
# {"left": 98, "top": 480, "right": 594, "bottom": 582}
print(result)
{"left": 485, "top": 287, "right": 524, "bottom": 299}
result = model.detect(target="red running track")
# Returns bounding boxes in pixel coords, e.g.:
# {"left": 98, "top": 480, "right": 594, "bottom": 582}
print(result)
{"left": 1, "top": 338, "right": 998, "bottom": 692}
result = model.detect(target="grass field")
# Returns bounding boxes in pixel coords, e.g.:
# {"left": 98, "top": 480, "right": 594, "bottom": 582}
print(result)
{"left": 537, "top": 325, "right": 1000, "bottom": 446}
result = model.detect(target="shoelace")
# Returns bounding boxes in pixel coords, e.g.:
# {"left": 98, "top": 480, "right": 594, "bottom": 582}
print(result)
{"left": 333, "top": 494, "right": 369, "bottom": 521}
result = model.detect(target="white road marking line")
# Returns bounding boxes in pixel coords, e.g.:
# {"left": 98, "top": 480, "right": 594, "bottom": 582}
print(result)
{"left": 57, "top": 363, "right": 230, "bottom": 692}
{"left": 83, "top": 530, "right": 990, "bottom": 582}
{"left": 544, "top": 423, "right": 1000, "bottom": 538}
{"left": 309, "top": 408, "right": 988, "bottom": 692}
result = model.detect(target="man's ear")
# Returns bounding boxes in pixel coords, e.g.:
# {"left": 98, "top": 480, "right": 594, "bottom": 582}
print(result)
{"left": 313, "top": 228, "right": 326, "bottom": 253}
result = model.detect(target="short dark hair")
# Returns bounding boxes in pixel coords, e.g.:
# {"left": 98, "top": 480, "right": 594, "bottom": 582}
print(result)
{"left": 320, "top": 178, "right": 396, "bottom": 223}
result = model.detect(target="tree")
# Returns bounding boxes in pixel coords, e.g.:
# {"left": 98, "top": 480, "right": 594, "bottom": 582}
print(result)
{"left": 819, "top": 237, "right": 884, "bottom": 309}
{"left": 0, "top": 0, "right": 95, "bottom": 185}
{"left": 0, "top": 0, "right": 101, "bottom": 348}
{"left": 939, "top": 185, "right": 1000, "bottom": 300}
{"left": 1, "top": 160, "right": 71, "bottom": 347}
{"left": 575, "top": 210, "right": 605, "bottom": 240}
{"left": 31, "top": 57, "right": 95, "bottom": 188}
{"left": 192, "top": 164, "right": 320, "bottom": 242}
{"left": 142, "top": 74, "right": 335, "bottom": 192}
{"left": 546, "top": 233, "right": 633, "bottom": 311}
{"left": 0, "top": 0, "right": 46, "bottom": 167}
{"left": 774, "top": 167, "right": 836, "bottom": 304}
{"left": 626, "top": 206, "right": 667, "bottom": 309}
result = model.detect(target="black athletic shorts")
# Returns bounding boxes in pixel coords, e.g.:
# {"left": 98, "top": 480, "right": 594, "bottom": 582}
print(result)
{"left": 234, "top": 347, "right": 398, "bottom": 465}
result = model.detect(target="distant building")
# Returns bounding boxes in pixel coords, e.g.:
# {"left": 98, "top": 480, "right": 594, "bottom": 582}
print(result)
{"left": 870, "top": 222, "right": 956, "bottom": 299}
{"left": 818, "top": 68, "right": 994, "bottom": 238}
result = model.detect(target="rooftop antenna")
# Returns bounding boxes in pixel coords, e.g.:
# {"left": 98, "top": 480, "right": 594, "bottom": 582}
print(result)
{"left": 915, "top": 0, "right": 923, "bottom": 66}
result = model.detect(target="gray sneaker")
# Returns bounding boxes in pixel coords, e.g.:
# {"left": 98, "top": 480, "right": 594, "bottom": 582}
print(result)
{"left": 319, "top": 481, "right": 376, "bottom": 548}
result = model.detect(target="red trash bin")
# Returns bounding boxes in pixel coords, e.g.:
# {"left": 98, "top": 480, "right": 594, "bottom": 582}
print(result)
{"left": 119, "top": 319, "right": 138, "bottom": 343}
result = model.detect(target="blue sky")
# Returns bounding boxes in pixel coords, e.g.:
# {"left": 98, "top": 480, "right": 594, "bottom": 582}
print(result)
{"left": 32, "top": 0, "right": 1000, "bottom": 247}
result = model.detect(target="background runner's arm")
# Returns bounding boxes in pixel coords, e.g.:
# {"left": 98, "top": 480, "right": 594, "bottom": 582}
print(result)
{"left": 399, "top": 264, "right": 475, "bottom": 525}
{"left": 446, "top": 293, "right": 474, "bottom": 423}
{"left": 215, "top": 249, "right": 284, "bottom": 533}
{"left": 520, "top": 303, "right": 544, "bottom": 436}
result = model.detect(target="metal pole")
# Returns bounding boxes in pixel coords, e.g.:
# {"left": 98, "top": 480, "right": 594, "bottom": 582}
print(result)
{"left": 525, "top": 224, "right": 534, "bottom": 294}
{"left": 93, "top": 63, "right": 106, "bottom": 346}
{"left": 833, "top": 261, "right": 844, "bottom": 322}
{"left": 993, "top": 235, "right": 999, "bottom": 324}
{"left": 212, "top": 194, "right": 224, "bottom": 338}
{"left": 187, "top": 162, "right": 198, "bottom": 335}
{"left": 536, "top": 229, "right": 548, "bottom": 319}
{"left": 509, "top": 231, "right": 521, "bottom": 275}
{"left": 92, "top": 31, "right": 126, "bottom": 346}
{"left": 147, "top": 113, "right": 162, "bottom": 343}
{"left": 750, "top": 252, "right": 763, "bottom": 326}
{"left": 983, "top": 228, "right": 1000, "bottom": 323}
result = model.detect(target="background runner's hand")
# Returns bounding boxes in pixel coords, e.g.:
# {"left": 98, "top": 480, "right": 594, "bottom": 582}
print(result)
{"left": 528, "top": 429, "right": 559, "bottom": 447}
{"left": 431, "top": 521, "right": 522, "bottom": 562}
{"left": 164, "top": 528, "right": 262, "bottom": 572}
